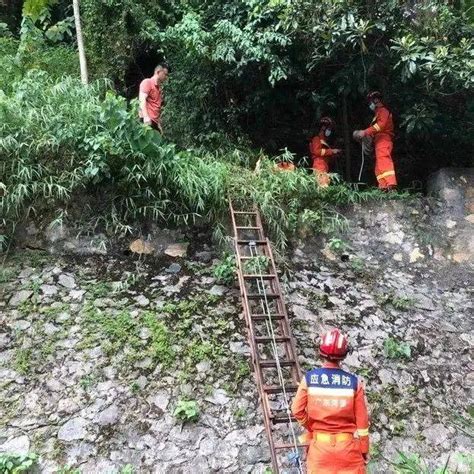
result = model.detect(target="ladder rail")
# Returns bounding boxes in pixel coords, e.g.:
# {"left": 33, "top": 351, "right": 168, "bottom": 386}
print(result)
{"left": 230, "top": 202, "right": 305, "bottom": 473}
{"left": 231, "top": 204, "right": 280, "bottom": 469}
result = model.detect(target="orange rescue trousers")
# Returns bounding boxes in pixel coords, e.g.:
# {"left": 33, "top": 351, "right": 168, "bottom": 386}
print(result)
{"left": 313, "top": 158, "right": 330, "bottom": 187}
{"left": 306, "top": 434, "right": 366, "bottom": 474}
{"left": 374, "top": 136, "right": 396, "bottom": 189}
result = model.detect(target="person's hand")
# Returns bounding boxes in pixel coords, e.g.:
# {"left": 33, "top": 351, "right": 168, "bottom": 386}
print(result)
{"left": 143, "top": 116, "right": 152, "bottom": 126}
{"left": 333, "top": 148, "right": 342, "bottom": 155}
{"left": 353, "top": 130, "right": 364, "bottom": 141}
{"left": 362, "top": 453, "right": 370, "bottom": 465}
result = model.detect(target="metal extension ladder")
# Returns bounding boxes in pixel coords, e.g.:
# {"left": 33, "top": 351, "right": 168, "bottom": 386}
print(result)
{"left": 230, "top": 202, "right": 306, "bottom": 473}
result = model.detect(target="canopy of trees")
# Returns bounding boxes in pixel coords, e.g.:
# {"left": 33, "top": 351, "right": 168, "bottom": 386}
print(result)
{"left": 80, "top": 0, "right": 473, "bottom": 183}
{"left": 0, "top": 0, "right": 473, "bottom": 248}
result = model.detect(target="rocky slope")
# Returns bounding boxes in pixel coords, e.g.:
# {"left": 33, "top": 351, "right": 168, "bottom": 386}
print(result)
{"left": 1, "top": 169, "right": 473, "bottom": 473}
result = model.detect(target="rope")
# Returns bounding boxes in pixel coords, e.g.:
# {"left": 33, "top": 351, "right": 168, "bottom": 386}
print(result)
{"left": 358, "top": 145, "right": 365, "bottom": 183}
{"left": 248, "top": 241, "right": 303, "bottom": 473}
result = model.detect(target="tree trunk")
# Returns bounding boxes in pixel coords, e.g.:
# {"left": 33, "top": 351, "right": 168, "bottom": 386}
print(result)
{"left": 72, "top": 0, "right": 88, "bottom": 84}
{"left": 342, "top": 93, "right": 352, "bottom": 182}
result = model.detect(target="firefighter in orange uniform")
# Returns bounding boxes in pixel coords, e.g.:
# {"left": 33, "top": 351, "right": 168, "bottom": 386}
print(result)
{"left": 354, "top": 91, "right": 397, "bottom": 190}
{"left": 291, "top": 329, "right": 370, "bottom": 474}
{"left": 309, "top": 117, "right": 342, "bottom": 187}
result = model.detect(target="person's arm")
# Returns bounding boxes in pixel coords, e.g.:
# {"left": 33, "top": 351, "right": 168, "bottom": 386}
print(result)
{"left": 310, "top": 137, "right": 340, "bottom": 159}
{"left": 139, "top": 80, "right": 152, "bottom": 125}
{"left": 354, "top": 379, "right": 370, "bottom": 462}
{"left": 291, "top": 377, "right": 309, "bottom": 429}
{"left": 362, "top": 107, "right": 390, "bottom": 137}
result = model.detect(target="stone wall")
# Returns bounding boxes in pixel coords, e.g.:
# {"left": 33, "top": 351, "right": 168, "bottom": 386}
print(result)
{"left": 1, "top": 168, "right": 473, "bottom": 473}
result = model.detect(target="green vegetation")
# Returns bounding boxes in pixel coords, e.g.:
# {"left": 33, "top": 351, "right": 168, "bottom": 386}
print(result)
{"left": 56, "top": 467, "right": 81, "bottom": 474}
{"left": 173, "top": 399, "right": 200, "bottom": 422}
{"left": 120, "top": 465, "right": 136, "bottom": 474}
{"left": 383, "top": 338, "right": 412, "bottom": 360}
{"left": 79, "top": 374, "right": 98, "bottom": 391}
{"left": 392, "top": 450, "right": 456, "bottom": 474}
{"left": 0, "top": 267, "right": 16, "bottom": 283}
{"left": 213, "top": 254, "right": 236, "bottom": 285}
{"left": 0, "top": 452, "right": 38, "bottom": 474}
{"left": 233, "top": 407, "right": 247, "bottom": 421}
{"left": 79, "top": 304, "right": 174, "bottom": 366}
{"left": 328, "top": 238, "right": 349, "bottom": 254}
{"left": 243, "top": 255, "right": 271, "bottom": 274}
{"left": 77, "top": 0, "right": 473, "bottom": 173}
{"left": 3, "top": 1, "right": 466, "bottom": 251}
{"left": 378, "top": 292, "right": 416, "bottom": 311}
{"left": 0, "top": 70, "right": 386, "bottom": 251}
{"left": 71, "top": 293, "right": 242, "bottom": 383}
{"left": 13, "top": 348, "right": 32, "bottom": 375}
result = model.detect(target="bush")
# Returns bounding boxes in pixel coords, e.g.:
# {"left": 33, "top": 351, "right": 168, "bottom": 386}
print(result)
{"left": 173, "top": 399, "right": 200, "bottom": 422}
{"left": 0, "top": 72, "right": 395, "bottom": 250}
{"left": 0, "top": 452, "right": 38, "bottom": 474}
{"left": 213, "top": 254, "right": 237, "bottom": 285}
{"left": 383, "top": 338, "right": 412, "bottom": 360}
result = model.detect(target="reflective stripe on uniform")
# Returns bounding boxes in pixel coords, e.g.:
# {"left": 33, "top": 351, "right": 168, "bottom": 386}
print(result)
{"left": 376, "top": 170, "right": 395, "bottom": 181}
{"left": 357, "top": 428, "right": 369, "bottom": 436}
{"left": 320, "top": 149, "right": 326, "bottom": 156}
{"left": 314, "top": 432, "right": 353, "bottom": 443}
{"left": 373, "top": 123, "right": 381, "bottom": 132}
{"left": 308, "top": 387, "right": 355, "bottom": 397}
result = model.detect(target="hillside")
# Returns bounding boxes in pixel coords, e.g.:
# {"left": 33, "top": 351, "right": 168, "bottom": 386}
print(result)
{"left": 1, "top": 169, "right": 472, "bottom": 473}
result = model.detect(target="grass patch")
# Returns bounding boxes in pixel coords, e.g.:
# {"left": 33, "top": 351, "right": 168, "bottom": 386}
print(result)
{"left": 13, "top": 348, "right": 32, "bottom": 375}
{"left": 0, "top": 267, "right": 16, "bottom": 284}
{"left": 392, "top": 450, "right": 454, "bottom": 474}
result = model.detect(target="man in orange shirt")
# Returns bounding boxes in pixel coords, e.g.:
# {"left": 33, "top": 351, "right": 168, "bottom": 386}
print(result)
{"left": 138, "top": 63, "right": 169, "bottom": 134}
{"left": 353, "top": 91, "right": 397, "bottom": 190}
{"left": 291, "top": 329, "right": 370, "bottom": 474}
{"left": 309, "top": 117, "right": 342, "bottom": 187}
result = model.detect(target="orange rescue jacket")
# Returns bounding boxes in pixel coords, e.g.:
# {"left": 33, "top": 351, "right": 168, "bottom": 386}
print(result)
{"left": 291, "top": 361, "right": 370, "bottom": 454}
{"left": 363, "top": 104, "right": 394, "bottom": 140}
{"left": 310, "top": 133, "right": 338, "bottom": 168}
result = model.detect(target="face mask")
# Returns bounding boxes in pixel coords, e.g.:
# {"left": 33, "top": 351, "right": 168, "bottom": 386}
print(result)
{"left": 325, "top": 129, "right": 332, "bottom": 137}
{"left": 369, "top": 102, "right": 376, "bottom": 111}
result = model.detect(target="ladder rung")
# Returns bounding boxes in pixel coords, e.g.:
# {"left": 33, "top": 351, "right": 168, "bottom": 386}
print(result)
{"left": 243, "top": 274, "right": 276, "bottom": 279}
{"left": 251, "top": 313, "right": 285, "bottom": 320}
{"left": 239, "top": 256, "right": 268, "bottom": 260}
{"left": 271, "top": 413, "right": 297, "bottom": 424}
{"left": 237, "top": 240, "right": 267, "bottom": 245}
{"left": 236, "top": 226, "right": 260, "bottom": 230}
{"left": 234, "top": 211, "right": 257, "bottom": 215}
{"left": 275, "top": 443, "right": 308, "bottom": 450}
{"left": 263, "top": 384, "right": 298, "bottom": 394}
{"left": 259, "top": 359, "right": 296, "bottom": 368}
{"left": 247, "top": 293, "right": 279, "bottom": 299}
{"left": 255, "top": 336, "right": 290, "bottom": 343}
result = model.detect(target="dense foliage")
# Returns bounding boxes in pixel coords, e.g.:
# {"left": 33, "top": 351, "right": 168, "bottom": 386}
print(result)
{"left": 0, "top": 0, "right": 472, "bottom": 248}
{"left": 1, "top": 71, "right": 395, "bottom": 249}
{"left": 80, "top": 0, "right": 473, "bottom": 183}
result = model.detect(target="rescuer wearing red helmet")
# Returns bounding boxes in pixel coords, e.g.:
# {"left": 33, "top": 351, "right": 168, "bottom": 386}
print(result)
{"left": 353, "top": 91, "right": 397, "bottom": 190}
{"left": 291, "top": 328, "right": 370, "bottom": 474}
{"left": 309, "top": 117, "right": 342, "bottom": 187}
